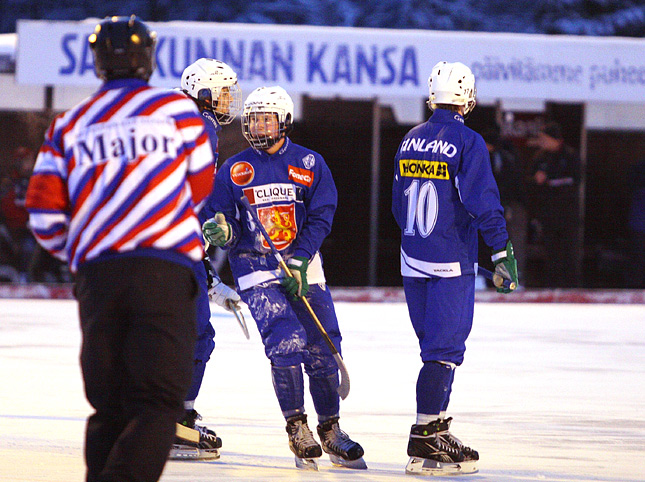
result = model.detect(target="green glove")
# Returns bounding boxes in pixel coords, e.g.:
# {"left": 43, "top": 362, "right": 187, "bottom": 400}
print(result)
{"left": 281, "top": 256, "right": 309, "bottom": 298}
{"left": 491, "top": 240, "right": 519, "bottom": 294}
{"left": 202, "top": 212, "right": 231, "bottom": 247}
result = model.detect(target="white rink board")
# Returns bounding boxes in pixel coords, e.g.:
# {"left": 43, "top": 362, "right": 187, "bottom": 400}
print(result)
{"left": 1, "top": 299, "right": 644, "bottom": 482}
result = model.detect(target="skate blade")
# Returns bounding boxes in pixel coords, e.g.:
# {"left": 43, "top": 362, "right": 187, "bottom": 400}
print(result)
{"left": 169, "top": 445, "right": 221, "bottom": 461}
{"left": 405, "top": 457, "right": 477, "bottom": 476}
{"left": 329, "top": 453, "right": 368, "bottom": 470}
{"left": 295, "top": 456, "right": 319, "bottom": 470}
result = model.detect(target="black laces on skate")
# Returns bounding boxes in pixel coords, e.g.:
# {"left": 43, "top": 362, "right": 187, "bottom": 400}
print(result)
{"left": 286, "top": 415, "right": 321, "bottom": 458}
{"left": 436, "top": 417, "right": 479, "bottom": 460}
{"left": 317, "top": 418, "right": 364, "bottom": 460}
{"left": 320, "top": 422, "right": 351, "bottom": 451}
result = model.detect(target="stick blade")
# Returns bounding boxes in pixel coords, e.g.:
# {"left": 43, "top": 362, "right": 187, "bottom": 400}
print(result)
{"left": 175, "top": 423, "right": 200, "bottom": 443}
{"left": 228, "top": 300, "right": 250, "bottom": 339}
{"left": 334, "top": 353, "right": 350, "bottom": 400}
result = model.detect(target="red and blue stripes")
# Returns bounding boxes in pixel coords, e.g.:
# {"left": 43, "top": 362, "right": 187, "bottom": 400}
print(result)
{"left": 26, "top": 78, "right": 215, "bottom": 272}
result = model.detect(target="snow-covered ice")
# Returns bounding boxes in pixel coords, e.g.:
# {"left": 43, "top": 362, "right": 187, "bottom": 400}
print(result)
{"left": 1, "top": 298, "right": 644, "bottom": 481}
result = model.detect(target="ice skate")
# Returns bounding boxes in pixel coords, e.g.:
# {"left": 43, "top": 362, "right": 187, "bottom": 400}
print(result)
{"left": 437, "top": 417, "right": 479, "bottom": 461}
{"left": 317, "top": 417, "right": 367, "bottom": 470}
{"left": 405, "top": 456, "right": 478, "bottom": 476}
{"left": 405, "top": 419, "right": 477, "bottom": 475}
{"left": 286, "top": 414, "right": 322, "bottom": 470}
{"left": 169, "top": 409, "right": 222, "bottom": 460}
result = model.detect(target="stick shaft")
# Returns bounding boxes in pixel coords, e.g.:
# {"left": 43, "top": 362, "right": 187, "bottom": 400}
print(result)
{"left": 204, "top": 240, "right": 249, "bottom": 339}
{"left": 479, "top": 266, "right": 516, "bottom": 290}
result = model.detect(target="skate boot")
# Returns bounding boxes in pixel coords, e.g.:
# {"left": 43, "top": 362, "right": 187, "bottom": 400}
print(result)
{"left": 437, "top": 417, "right": 479, "bottom": 461}
{"left": 286, "top": 414, "right": 322, "bottom": 470}
{"left": 169, "top": 409, "right": 222, "bottom": 460}
{"left": 317, "top": 417, "right": 367, "bottom": 469}
{"left": 405, "top": 418, "right": 478, "bottom": 476}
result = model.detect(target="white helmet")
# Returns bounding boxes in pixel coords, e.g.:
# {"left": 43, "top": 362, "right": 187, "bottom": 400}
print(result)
{"left": 427, "top": 61, "right": 476, "bottom": 115}
{"left": 181, "top": 58, "right": 242, "bottom": 125}
{"left": 242, "top": 86, "right": 294, "bottom": 149}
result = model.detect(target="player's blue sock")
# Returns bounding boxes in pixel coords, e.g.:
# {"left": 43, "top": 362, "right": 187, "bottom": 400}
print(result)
{"left": 417, "top": 361, "right": 455, "bottom": 416}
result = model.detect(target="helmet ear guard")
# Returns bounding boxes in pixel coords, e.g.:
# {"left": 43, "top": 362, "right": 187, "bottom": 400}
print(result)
{"left": 427, "top": 61, "right": 476, "bottom": 116}
{"left": 283, "top": 112, "right": 294, "bottom": 138}
{"left": 88, "top": 15, "right": 156, "bottom": 82}
{"left": 196, "top": 88, "right": 214, "bottom": 111}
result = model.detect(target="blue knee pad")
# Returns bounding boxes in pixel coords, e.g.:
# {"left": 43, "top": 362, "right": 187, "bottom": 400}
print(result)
{"left": 416, "top": 361, "right": 455, "bottom": 415}
{"left": 271, "top": 364, "right": 305, "bottom": 419}
{"left": 309, "top": 372, "right": 340, "bottom": 419}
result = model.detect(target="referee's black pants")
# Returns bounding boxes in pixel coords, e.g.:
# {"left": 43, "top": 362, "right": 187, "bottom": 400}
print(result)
{"left": 75, "top": 256, "right": 197, "bottom": 482}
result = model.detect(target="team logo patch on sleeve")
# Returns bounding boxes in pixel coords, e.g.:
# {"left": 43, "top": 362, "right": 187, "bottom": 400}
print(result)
{"left": 399, "top": 159, "right": 449, "bottom": 179}
{"left": 302, "top": 154, "right": 316, "bottom": 169}
{"left": 230, "top": 161, "right": 255, "bottom": 186}
{"left": 288, "top": 165, "right": 314, "bottom": 187}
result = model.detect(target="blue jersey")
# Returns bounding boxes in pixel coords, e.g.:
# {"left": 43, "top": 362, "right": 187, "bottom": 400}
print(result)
{"left": 204, "top": 137, "right": 337, "bottom": 291}
{"left": 392, "top": 109, "right": 508, "bottom": 278}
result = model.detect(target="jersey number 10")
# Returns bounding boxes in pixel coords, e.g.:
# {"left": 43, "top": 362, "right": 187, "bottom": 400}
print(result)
{"left": 404, "top": 179, "right": 438, "bottom": 237}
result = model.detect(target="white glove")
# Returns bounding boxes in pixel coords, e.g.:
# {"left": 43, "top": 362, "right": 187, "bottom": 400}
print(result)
{"left": 208, "top": 278, "right": 241, "bottom": 312}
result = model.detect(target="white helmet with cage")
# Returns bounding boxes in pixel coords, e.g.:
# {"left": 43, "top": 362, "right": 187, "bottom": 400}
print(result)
{"left": 181, "top": 58, "right": 242, "bottom": 125}
{"left": 427, "top": 61, "right": 476, "bottom": 115}
{"left": 242, "top": 86, "right": 294, "bottom": 149}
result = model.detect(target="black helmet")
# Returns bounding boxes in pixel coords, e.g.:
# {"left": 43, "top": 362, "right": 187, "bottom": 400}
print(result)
{"left": 88, "top": 15, "right": 156, "bottom": 81}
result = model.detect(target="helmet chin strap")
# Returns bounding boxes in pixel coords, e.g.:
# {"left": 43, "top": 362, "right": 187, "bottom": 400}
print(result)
{"left": 264, "top": 136, "right": 286, "bottom": 153}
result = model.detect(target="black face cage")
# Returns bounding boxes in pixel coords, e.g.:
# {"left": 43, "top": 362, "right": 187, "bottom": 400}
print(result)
{"left": 242, "top": 111, "right": 292, "bottom": 149}
{"left": 91, "top": 16, "right": 156, "bottom": 81}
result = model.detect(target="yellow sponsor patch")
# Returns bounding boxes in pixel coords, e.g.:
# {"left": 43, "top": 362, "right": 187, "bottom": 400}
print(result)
{"left": 399, "top": 159, "right": 449, "bottom": 179}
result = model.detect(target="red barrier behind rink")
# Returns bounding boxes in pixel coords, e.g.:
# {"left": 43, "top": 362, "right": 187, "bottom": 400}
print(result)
{"left": 0, "top": 283, "right": 644, "bottom": 304}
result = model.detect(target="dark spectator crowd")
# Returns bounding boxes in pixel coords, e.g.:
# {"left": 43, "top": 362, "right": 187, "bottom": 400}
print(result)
{"left": 0, "top": 146, "right": 70, "bottom": 282}
{"left": 0, "top": 0, "right": 643, "bottom": 37}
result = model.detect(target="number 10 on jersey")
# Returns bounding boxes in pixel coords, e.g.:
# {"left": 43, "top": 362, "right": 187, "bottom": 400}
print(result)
{"left": 404, "top": 180, "right": 439, "bottom": 237}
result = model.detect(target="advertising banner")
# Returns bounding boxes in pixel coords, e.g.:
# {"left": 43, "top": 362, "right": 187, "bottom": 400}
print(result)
{"left": 16, "top": 19, "right": 645, "bottom": 102}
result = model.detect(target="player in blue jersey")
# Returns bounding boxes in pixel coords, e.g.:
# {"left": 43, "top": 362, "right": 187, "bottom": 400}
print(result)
{"left": 392, "top": 61, "right": 518, "bottom": 476}
{"left": 201, "top": 86, "right": 366, "bottom": 470}
{"left": 169, "top": 58, "right": 243, "bottom": 460}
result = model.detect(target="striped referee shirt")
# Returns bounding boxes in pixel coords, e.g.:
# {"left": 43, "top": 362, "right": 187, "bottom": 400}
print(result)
{"left": 26, "top": 78, "right": 215, "bottom": 272}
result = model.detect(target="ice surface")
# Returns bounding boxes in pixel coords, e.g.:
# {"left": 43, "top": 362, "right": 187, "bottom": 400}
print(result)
{"left": 1, "top": 298, "right": 644, "bottom": 481}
